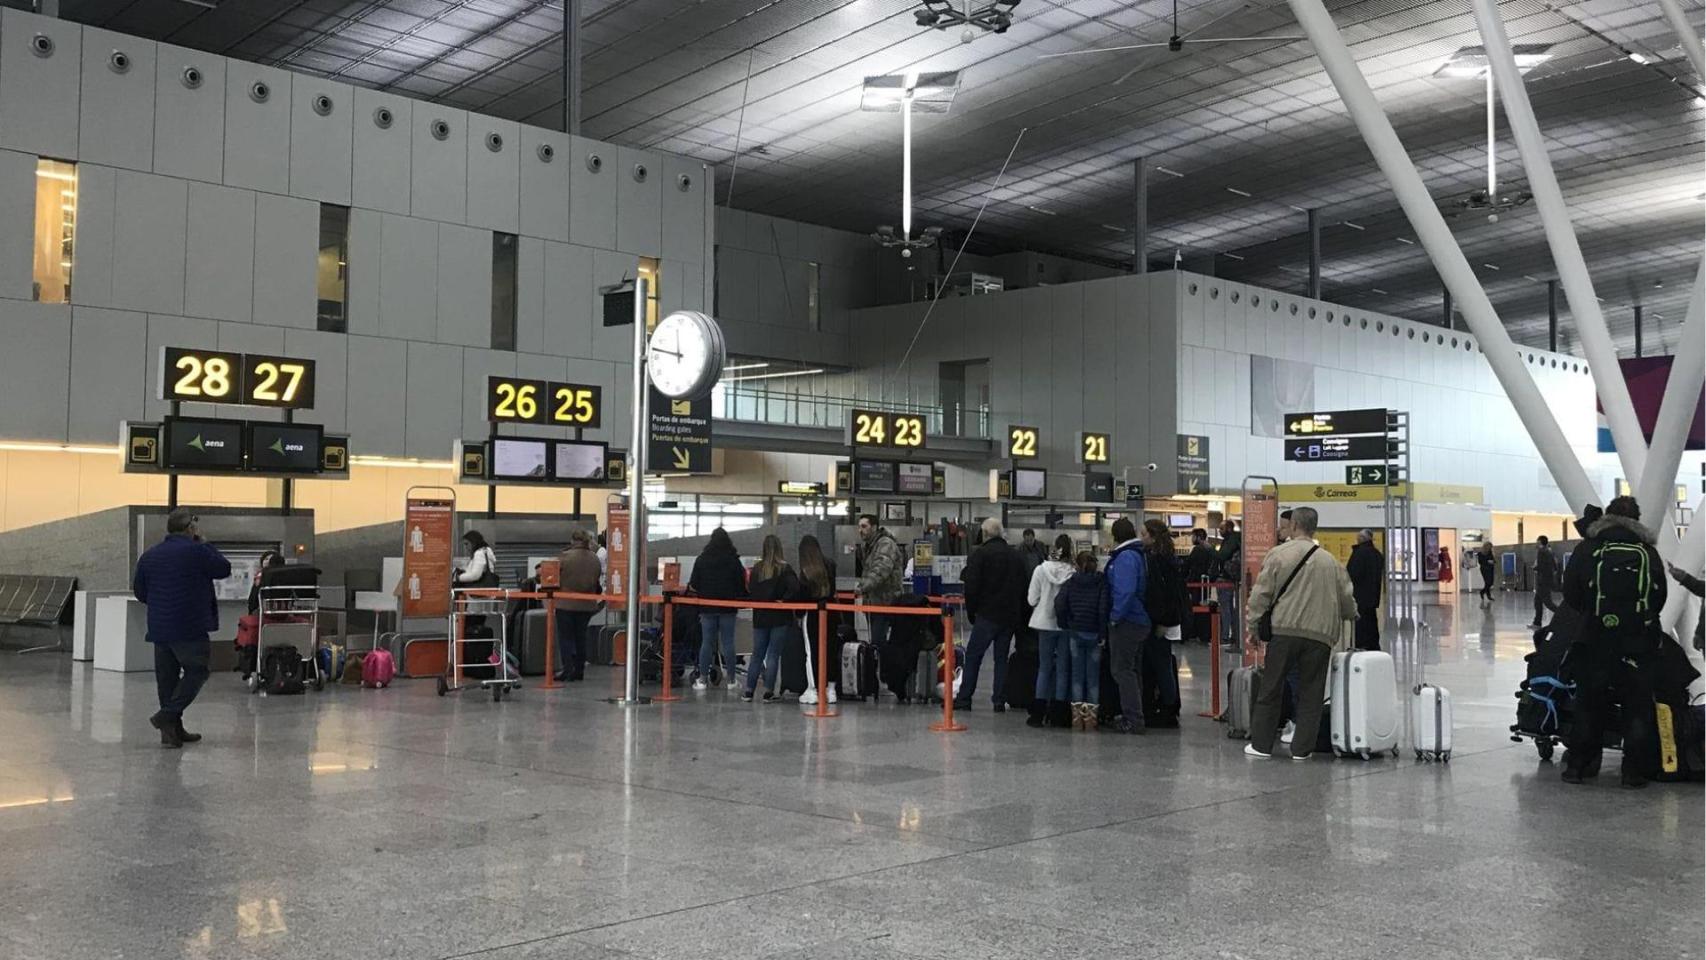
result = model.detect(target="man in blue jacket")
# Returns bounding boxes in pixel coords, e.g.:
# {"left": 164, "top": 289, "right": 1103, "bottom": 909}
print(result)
{"left": 133, "top": 511, "right": 231, "bottom": 748}
{"left": 1105, "top": 517, "right": 1149, "bottom": 734}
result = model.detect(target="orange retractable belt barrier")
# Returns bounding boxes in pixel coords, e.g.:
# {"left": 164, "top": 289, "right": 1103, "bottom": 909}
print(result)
{"left": 1195, "top": 603, "right": 1222, "bottom": 719}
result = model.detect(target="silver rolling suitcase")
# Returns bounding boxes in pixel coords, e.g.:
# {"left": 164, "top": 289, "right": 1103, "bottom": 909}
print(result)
{"left": 1330, "top": 650, "right": 1400, "bottom": 759}
{"left": 1224, "top": 665, "right": 1257, "bottom": 738}
{"left": 1411, "top": 682, "right": 1453, "bottom": 762}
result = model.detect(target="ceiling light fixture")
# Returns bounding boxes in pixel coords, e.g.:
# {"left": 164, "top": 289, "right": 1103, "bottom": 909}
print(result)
{"left": 1395, "top": 237, "right": 1415, "bottom": 245}
{"left": 1155, "top": 166, "right": 1186, "bottom": 178}
{"left": 1483, "top": 263, "right": 1501, "bottom": 270}
{"left": 1435, "top": 44, "right": 1550, "bottom": 222}
{"left": 863, "top": 72, "right": 959, "bottom": 257}
{"left": 722, "top": 368, "right": 826, "bottom": 383}
{"left": 1225, "top": 187, "right": 1251, "bottom": 197}
{"left": 1340, "top": 220, "right": 1365, "bottom": 231}
{"left": 1222, "top": 252, "right": 1245, "bottom": 261}
{"left": 1625, "top": 50, "right": 1651, "bottom": 64}
{"left": 914, "top": 0, "right": 1019, "bottom": 39}
{"left": 722, "top": 362, "right": 771, "bottom": 372}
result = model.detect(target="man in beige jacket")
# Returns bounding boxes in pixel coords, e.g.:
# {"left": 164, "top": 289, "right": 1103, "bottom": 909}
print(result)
{"left": 1243, "top": 506, "right": 1356, "bottom": 759}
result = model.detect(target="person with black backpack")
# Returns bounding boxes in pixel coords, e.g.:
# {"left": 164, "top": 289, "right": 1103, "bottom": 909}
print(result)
{"left": 1560, "top": 496, "right": 1668, "bottom": 788}
{"left": 1140, "top": 519, "right": 1186, "bottom": 725}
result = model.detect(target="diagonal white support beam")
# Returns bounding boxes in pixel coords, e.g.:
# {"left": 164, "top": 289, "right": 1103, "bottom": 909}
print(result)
{"left": 1661, "top": 498, "right": 1704, "bottom": 651}
{"left": 1285, "top": 0, "right": 1598, "bottom": 511}
{"left": 1472, "top": 0, "right": 1649, "bottom": 488}
{"left": 1637, "top": 260, "right": 1706, "bottom": 533}
{"left": 1656, "top": 0, "right": 1706, "bottom": 78}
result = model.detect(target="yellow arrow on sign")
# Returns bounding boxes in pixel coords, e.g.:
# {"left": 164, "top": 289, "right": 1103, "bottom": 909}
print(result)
{"left": 1187, "top": 477, "right": 1201, "bottom": 493}
{"left": 672, "top": 446, "right": 692, "bottom": 470}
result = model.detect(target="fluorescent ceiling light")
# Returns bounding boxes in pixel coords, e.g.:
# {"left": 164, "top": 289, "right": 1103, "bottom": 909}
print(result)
{"left": 1340, "top": 220, "right": 1365, "bottom": 231}
{"left": 0, "top": 441, "right": 118, "bottom": 455}
{"left": 722, "top": 368, "right": 825, "bottom": 383}
{"left": 1626, "top": 51, "right": 1651, "bottom": 64}
{"left": 1155, "top": 166, "right": 1186, "bottom": 178}
{"left": 1221, "top": 252, "right": 1245, "bottom": 261}
{"left": 1395, "top": 237, "right": 1415, "bottom": 245}
{"left": 1225, "top": 187, "right": 1251, "bottom": 197}
{"left": 348, "top": 455, "right": 454, "bottom": 469}
{"left": 860, "top": 72, "right": 961, "bottom": 113}
{"left": 1483, "top": 263, "right": 1500, "bottom": 270}
{"left": 1027, "top": 205, "right": 1058, "bottom": 216}
{"left": 1371, "top": 288, "right": 1388, "bottom": 295}
{"left": 723, "top": 362, "right": 770, "bottom": 372}
{"left": 35, "top": 169, "right": 75, "bottom": 182}
{"left": 1433, "top": 44, "right": 1552, "bottom": 78}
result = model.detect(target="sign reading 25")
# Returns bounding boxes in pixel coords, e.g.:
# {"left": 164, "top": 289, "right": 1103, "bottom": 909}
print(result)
{"left": 487, "top": 377, "right": 602, "bottom": 427}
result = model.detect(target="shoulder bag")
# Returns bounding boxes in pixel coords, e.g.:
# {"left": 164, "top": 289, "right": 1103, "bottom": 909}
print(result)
{"left": 1256, "top": 544, "right": 1319, "bottom": 644}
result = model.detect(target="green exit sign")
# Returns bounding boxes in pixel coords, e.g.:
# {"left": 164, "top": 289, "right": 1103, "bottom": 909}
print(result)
{"left": 1345, "top": 465, "right": 1392, "bottom": 486}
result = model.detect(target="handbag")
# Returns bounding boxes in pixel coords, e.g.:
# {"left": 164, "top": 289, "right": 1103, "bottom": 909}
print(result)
{"left": 1255, "top": 544, "right": 1319, "bottom": 644}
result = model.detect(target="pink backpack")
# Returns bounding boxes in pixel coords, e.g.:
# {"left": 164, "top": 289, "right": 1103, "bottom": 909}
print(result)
{"left": 361, "top": 648, "right": 395, "bottom": 688}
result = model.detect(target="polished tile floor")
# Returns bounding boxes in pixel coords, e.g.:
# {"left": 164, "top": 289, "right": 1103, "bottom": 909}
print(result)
{"left": 2, "top": 594, "right": 1700, "bottom": 960}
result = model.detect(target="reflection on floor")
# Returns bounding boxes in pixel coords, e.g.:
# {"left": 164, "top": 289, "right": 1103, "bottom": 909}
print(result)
{"left": 1, "top": 594, "right": 1700, "bottom": 960}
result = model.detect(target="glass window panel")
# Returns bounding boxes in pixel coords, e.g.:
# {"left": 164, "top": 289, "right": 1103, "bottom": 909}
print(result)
{"left": 491, "top": 232, "right": 519, "bottom": 350}
{"left": 33, "top": 158, "right": 75, "bottom": 304}
{"left": 316, "top": 204, "right": 349, "bottom": 332}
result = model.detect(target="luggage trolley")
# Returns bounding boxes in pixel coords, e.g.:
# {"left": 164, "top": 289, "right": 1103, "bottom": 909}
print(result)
{"left": 248, "top": 583, "right": 324, "bottom": 693}
{"left": 439, "top": 589, "right": 519, "bottom": 702}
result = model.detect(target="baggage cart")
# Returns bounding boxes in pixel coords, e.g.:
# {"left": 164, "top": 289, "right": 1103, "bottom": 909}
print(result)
{"left": 438, "top": 590, "right": 519, "bottom": 702}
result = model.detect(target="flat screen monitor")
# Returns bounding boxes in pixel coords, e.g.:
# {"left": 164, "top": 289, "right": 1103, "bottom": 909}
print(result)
{"left": 1168, "top": 513, "right": 1195, "bottom": 529}
{"left": 856, "top": 460, "right": 896, "bottom": 494}
{"left": 552, "top": 440, "right": 607, "bottom": 481}
{"left": 163, "top": 417, "right": 244, "bottom": 471}
{"left": 490, "top": 438, "right": 549, "bottom": 481}
{"left": 897, "top": 462, "right": 933, "bottom": 495}
{"left": 1012, "top": 468, "right": 1046, "bottom": 500}
{"left": 247, "top": 422, "right": 324, "bottom": 474}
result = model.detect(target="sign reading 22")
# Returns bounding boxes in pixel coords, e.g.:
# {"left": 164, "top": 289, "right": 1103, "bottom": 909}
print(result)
{"left": 1007, "top": 425, "right": 1040, "bottom": 459}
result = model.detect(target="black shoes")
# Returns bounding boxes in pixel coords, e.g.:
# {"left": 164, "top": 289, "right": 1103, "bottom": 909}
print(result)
{"left": 952, "top": 699, "right": 972, "bottom": 712}
{"left": 176, "top": 721, "right": 202, "bottom": 743}
{"left": 992, "top": 702, "right": 1007, "bottom": 714}
{"left": 1116, "top": 716, "right": 1147, "bottom": 735}
{"left": 149, "top": 711, "right": 183, "bottom": 749}
{"left": 1561, "top": 768, "right": 1585, "bottom": 784}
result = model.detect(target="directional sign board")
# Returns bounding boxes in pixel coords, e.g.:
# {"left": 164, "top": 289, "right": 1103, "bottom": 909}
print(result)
{"left": 648, "top": 389, "right": 713, "bottom": 473}
{"left": 1284, "top": 435, "right": 1391, "bottom": 462}
{"left": 1284, "top": 408, "right": 1388, "bottom": 437}
{"left": 1176, "top": 434, "right": 1210, "bottom": 494}
{"left": 1345, "top": 464, "right": 1395, "bottom": 486}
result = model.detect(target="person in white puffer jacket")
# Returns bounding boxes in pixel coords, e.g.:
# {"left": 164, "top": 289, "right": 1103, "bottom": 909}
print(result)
{"left": 1025, "top": 533, "right": 1078, "bottom": 729}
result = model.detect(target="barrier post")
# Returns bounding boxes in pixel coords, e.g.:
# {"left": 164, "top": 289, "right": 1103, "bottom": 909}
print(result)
{"left": 654, "top": 595, "right": 682, "bottom": 702}
{"left": 808, "top": 601, "right": 837, "bottom": 718}
{"left": 453, "top": 607, "right": 465, "bottom": 688}
{"left": 1197, "top": 605, "right": 1220, "bottom": 718}
{"left": 930, "top": 605, "right": 966, "bottom": 732}
{"left": 541, "top": 595, "right": 560, "bottom": 689}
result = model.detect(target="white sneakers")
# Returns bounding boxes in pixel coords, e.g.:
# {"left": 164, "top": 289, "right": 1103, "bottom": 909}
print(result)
{"left": 798, "top": 683, "right": 839, "bottom": 706}
{"left": 692, "top": 677, "right": 708, "bottom": 691}
{"left": 1280, "top": 721, "right": 1296, "bottom": 746}
{"left": 1244, "top": 744, "right": 1272, "bottom": 759}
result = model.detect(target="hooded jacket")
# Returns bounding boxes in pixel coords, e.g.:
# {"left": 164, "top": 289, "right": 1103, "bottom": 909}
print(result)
{"left": 1562, "top": 513, "right": 1666, "bottom": 648}
{"left": 857, "top": 527, "right": 905, "bottom": 602}
{"left": 1106, "top": 538, "right": 1150, "bottom": 627}
{"left": 1026, "top": 558, "right": 1075, "bottom": 631}
{"left": 1054, "top": 569, "right": 1107, "bottom": 635}
{"left": 688, "top": 541, "right": 749, "bottom": 601}
{"left": 963, "top": 536, "right": 1028, "bottom": 628}
{"left": 1346, "top": 539, "right": 1383, "bottom": 610}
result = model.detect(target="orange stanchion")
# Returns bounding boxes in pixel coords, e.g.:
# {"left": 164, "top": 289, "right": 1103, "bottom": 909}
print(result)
{"left": 1196, "top": 604, "right": 1220, "bottom": 718}
{"left": 930, "top": 606, "right": 965, "bottom": 732}
{"left": 808, "top": 604, "right": 836, "bottom": 719}
{"left": 654, "top": 597, "right": 682, "bottom": 702}
{"left": 540, "top": 596, "right": 560, "bottom": 689}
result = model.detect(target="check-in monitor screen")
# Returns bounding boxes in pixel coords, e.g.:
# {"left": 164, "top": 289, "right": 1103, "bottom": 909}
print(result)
{"left": 491, "top": 439, "right": 549, "bottom": 480}
{"left": 856, "top": 460, "right": 896, "bottom": 494}
{"left": 163, "top": 417, "right": 244, "bottom": 471}
{"left": 897, "top": 462, "right": 932, "bottom": 495}
{"left": 248, "top": 422, "right": 324, "bottom": 474}
{"left": 553, "top": 441, "right": 606, "bottom": 481}
{"left": 1012, "top": 468, "right": 1046, "bottom": 500}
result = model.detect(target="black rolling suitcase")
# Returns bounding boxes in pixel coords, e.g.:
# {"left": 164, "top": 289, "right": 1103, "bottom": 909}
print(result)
{"left": 1142, "top": 653, "right": 1182, "bottom": 728}
{"left": 514, "top": 609, "right": 548, "bottom": 676}
{"left": 1004, "top": 630, "right": 1038, "bottom": 710}
{"left": 460, "top": 624, "right": 497, "bottom": 680}
{"left": 778, "top": 621, "right": 809, "bottom": 695}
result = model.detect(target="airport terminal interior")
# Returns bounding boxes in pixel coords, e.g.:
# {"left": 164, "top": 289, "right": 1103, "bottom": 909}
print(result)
{"left": 0, "top": 0, "right": 1702, "bottom": 957}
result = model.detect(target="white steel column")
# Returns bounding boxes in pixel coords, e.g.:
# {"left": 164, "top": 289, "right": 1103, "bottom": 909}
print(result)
{"left": 1656, "top": 0, "right": 1706, "bottom": 77}
{"left": 1636, "top": 261, "right": 1706, "bottom": 531}
{"left": 1661, "top": 500, "right": 1704, "bottom": 675}
{"left": 1285, "top": 0, "right": 1598, "bottom": 509}
{"left": 1472, "top": 0, "right": 1650, "bottom": 488}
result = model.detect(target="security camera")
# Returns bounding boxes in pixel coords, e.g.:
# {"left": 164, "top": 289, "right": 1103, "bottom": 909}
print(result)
{"left": 1145, "top": 462, "right": 1158, "bottom": 472}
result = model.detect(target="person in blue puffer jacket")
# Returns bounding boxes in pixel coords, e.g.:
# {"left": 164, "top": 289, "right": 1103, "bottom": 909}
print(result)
{"left": 1104, "top": 517, "right": 1150, "bottom": 735}
{"left": 132, "top": 510, "right": 232, "bottom": 749}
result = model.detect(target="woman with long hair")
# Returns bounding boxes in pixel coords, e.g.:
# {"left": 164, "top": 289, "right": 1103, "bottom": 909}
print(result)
{"left": 688, "top": 527, "right": 748, "bottom": 691}
{"left": 1024, "top": 533, "right": 1077, "bottom": 728}
{"left": 795, "top": 534, "right": 839, "bottom": 704}
{"left": 744, "top": 535, "right": 798, "bottom": 702}
{"left": 1140, "top": 518, "right": 1182, "bottom": 723}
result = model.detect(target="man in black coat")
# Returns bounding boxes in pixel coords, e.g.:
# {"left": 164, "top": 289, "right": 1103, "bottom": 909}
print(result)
{"left": 1529, "top": 534, "right": 1560, "bottom": 628}
{"left": 1346, "top": 529, "right": 1383, "bottom": 651}
{"left": 957, "top": 517, "right": 1029, "bottom": 712}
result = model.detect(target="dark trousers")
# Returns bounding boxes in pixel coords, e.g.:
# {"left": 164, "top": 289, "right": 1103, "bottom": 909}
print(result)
{"left": 1108, "top": 621, "right": 1147, "bottom": 724}
{"left": 553, "top": 608, "right": 591, "bottom": 678}
{"left": 1354, "top": 606, "right": 1380, "bottom": 651}
{"left": 1141, "top": 626, "right": 1179, "bottom": 712}
{"left": 1479, "top": 567, "right": 1495, "bottom": 601}
{"left": 959, "top": 619, "right": 1013, "bottom": 706}
{"left": 153, "top": 639, "right": 211, "bottom": 720}
{"left": 1532, "top": 585, "right": 1557, "bottom": 625}
{"left": 1568, "top": 648, "right": 1656, "bottom": 781}
{"left": 1251, "top": 635, "right": 1331, "bottom": 756}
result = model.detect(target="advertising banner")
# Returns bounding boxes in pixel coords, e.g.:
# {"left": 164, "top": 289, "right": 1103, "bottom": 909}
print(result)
{"left": 402, "top": 494, "right": 455, "bottom": 618}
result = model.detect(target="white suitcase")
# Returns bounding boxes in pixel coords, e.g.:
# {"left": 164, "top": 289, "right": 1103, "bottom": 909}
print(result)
{"left": 1330, "top": 650, "right": 1399, "bottom": 759}
{"left": 1410, "top": 682, "right": 1453, "bottom": 762}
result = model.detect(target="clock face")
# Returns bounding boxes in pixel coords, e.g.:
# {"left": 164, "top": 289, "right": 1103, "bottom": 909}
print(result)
{"left": 646, "top": 311, "right": 724, "bottom": 399}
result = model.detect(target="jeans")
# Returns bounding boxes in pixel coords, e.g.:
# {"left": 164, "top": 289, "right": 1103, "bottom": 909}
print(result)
{"left": 1216, "top": 586, "right": 1238, "bottom": 642}
{"left": 1141, "top": 626, "right": 1179, "bottom": 713}
{"left": 697, "top": 612, "right": 738, "bottom": 682}
{"left": 958, "top": 619, "right": 1013, "bottom": 706}
{"left": 1069, "top": 631, "right": 1101, "bottom": 704}
{"left": 553, "top": 608, "right": 591, "bottom": 678}
{"left": 1035, "top": 630, "right": 1071, "bottom": 703}
{"left": 153, "top": 639, "right": 211, "bottom": 720}
{"left": 1250, "top": 635, "right": 1332, "bottom": 756}
{"left": 1354, "top": 605, "right": 1380, "bottom": 651}
{"left": 746, "top": 625, "right": 786, "bottom": 694}
{"left": 1108, "top": 621, "right": 1147, "bottom": 724}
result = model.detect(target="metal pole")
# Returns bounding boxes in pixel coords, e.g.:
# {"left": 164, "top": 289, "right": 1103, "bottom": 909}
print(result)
{"left": 1132, "top": 156, "right": 1149, "bottom": 275}
{"left": 562, "top": 0, "right": 581, "bottom": 135}
{"left": 1547, "top": 279, "right": 1558, "bottom": 352}
{"left": 1306, "top": 207, "right": 1320, "bottom": 299}
{"left": 167, "top": 399, "right": 180, "bottom": 509}
{"left": 1634, "top": 304, "right": 1644, "bottom": 358}
{"left": 1472, "top": 0, "right": 1649, "bottom": 487}
{"left": 280, "top": 409, "right": 294, "bottom": 517}
{"left": 1656, "top": 0, "right": 1706, "bottom": 77}
{"left": 1285, "top": 0, "right": 1598, "bottom": 510}
{"left": 1485, "top": 70, "right": 1496, "bottom": 201}
{"left": 1442, "top": 284, "right": 1452, "bottom": 329}
{"left": 1636, "top": 261, "right": 1706, "bottom": 535}
{"left": 621, "top": 275, "right": 650, "bottom": 705}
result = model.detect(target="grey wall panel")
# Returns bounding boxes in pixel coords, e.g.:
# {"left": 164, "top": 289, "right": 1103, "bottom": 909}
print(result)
{"left": 1016, "top": 287, "right": 1051, "bottom": 445}
{"left": 68, "top": 163, "right": 115, "bottom": 307}
{"left": 252, "top": 192, "right": 318, "bottom": 329}
{"left": 718, "top": 248, "right": 759, "bottom": 328}
{"left": 460, "top": 347, "right": 516, "bottom": 440}
{"left": 1049, "top": 285, "right": 1084, "bottom": 473}
{"left": 0, "top": 10, "right": 81, "bottom": 160}
{"left": 515, "top": 237, "right": 545, "bottom": 354}
{"left": 222, "top": 62, "right": 292, "bottom": 195}
{"left": 77, "top": 27, "right": 155, "bottom": 172}
{"left": 517, "top": 126, "right": 569, "bottom": 243}
{"left": 68, "top": 307, "right": 146, "bottom": 442}
{"left": 589, "top": 247, "right": 635, "bottom": 363}
{"left": 435, "top": 223, "right": 491, "bottom": 347}
{"left": 567, "top": 136, "right": 616, "bottom": 249}
{"left": 142, "top": 313, "right": 218, "bottom": 422}
{"left": 0, "top": 150, "right": 35, "bottom": 301}
{"left": 183, "top": 181, "right": 255, "bottom": 323}
{"left": 288, "top": 76, "right": 354, "bottom": 205}
{"left": 215, "top": 319, "right": 283, "bottom": 355}
{"left": 350, "top": 90, "right": 411, "bottom": 215}
{"left": 0, "top": 300, "right": 70, "bottom": 441}
{"left": 111, "top": 171, "right": 187, "bottom": 315}
{"left": 660, "top": 155, "right": 705, "bottom": 265}
{"left": 542, "top": 241, "right": 593, "bottom": 359}
{"left": 664, "top": 259, "right": 705, "bottom": 314}
{"left": 346, "top": 335, "right": 406, "bottom": 456}
{"left": 465, "top": 115, "right": 519, "bottom": 234}
{"left": 152, "top": 43, "right": 224, "bottom": 184}
{"left": 403, "top": 341, "right": 461, "bottom": 458}
{"left": 377, "top": 214, "right": 437, "bottom": 341}
{"left": 615, "top": 146, "right": 662, "bottom": 257}
{"left": 1081, "top": 279, "right": 1118, "bottom": 445}
{"left": 344, "top": 208, "right": 381, "bottom": 335}
{"left": 281, "top": 328, "right": 348, "bottom": 433}
{"left": 410, "top": 105, "right": 467, "bottom": 224}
